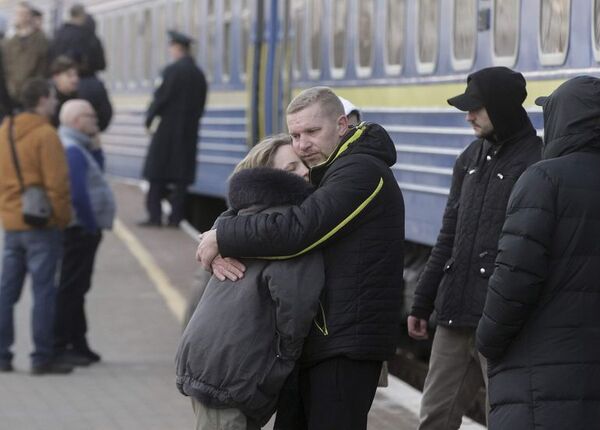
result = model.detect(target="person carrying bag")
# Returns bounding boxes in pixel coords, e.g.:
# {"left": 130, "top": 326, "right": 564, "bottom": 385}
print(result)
{"left": 7, "top": 115, "right": 52, "bottom": 227}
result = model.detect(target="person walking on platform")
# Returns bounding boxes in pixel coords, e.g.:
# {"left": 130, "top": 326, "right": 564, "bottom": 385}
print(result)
{"left": 0, "top": 79, "right": 72, "bottom": 374}
{"left": 476, "top": 75, "right": 600, "bottom": 430}
{"left": 140, "top": 30, "right": 207, "bottom": 228}
{"left": 2, "top": 2, "right": 49, "bottom": 109}
{"left": 196, "top": 87, "right": 405, "bottom": 430}
{"left": 406, "top": 67, "right": 542, "bottom": 429}
{"left": 54, "top": 99, "right": 115, "bottom": 366}
{"left": 177, "top": 135, "right": 323, "bottom": 429}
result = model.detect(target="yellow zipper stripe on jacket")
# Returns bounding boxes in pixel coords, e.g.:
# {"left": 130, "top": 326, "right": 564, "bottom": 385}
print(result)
{"left": 253, "top": 176, "right": 384, "bottom": 260}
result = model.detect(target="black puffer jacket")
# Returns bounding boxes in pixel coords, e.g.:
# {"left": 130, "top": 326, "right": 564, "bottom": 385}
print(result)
{"left": 411, "top": 67, "right": 541, "bottom": 328}
{"left": 218, "top": 123, "right": 405, "bottom": 364}
{"left": 176, "top": 168, "right": 324, "bottom": 426}
{"left": 477, "top": 76, "right": 600, "bottom": 430}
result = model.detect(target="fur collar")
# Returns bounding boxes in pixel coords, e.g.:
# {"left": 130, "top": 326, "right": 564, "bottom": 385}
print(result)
{"left": 228, "top": 168, "right": 313, "bottom": 212}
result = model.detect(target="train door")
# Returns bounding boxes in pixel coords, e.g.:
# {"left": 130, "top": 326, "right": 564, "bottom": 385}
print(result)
{"left": 246, "top": 0, "right": 291, "bottom": 145}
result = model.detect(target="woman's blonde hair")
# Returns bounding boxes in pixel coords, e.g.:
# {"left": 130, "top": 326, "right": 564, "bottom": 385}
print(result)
{"left": 233, "top": 134, "right": 293, "bottom": 174}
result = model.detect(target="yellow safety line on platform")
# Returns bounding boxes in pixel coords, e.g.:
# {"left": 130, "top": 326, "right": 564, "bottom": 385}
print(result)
{"left": 113, "top": 218, "right": 186, "bottom": 323}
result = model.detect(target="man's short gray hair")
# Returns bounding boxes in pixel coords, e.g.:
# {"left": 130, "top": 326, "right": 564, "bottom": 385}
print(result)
{"left": 286, "top": 86, "right": 345, "bottom": 119}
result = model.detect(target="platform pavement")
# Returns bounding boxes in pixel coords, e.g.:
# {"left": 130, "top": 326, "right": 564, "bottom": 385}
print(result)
{"left": 0, "top": 180, "right": 485, "bottom": 429}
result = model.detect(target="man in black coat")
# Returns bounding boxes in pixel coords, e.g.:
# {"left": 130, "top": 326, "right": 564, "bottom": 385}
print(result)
{"left": 140, "top": 30, "right": 207, "bottom": 227}
{"left": 407, "top": 67, "right": 541, "bottom": 429}
{"left": 476, "top": 76, "right": 600, "bottom": 430}
{"left": 49, "top": 4, "right": 106, "bottom": 77}
{"left": 196, "top": 87, "right": 404, "bottom": 430}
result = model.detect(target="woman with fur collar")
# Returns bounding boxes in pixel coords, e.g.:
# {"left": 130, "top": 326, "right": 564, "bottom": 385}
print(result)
{"left": 176, "top": 134, "right": 325, "bottom": 429}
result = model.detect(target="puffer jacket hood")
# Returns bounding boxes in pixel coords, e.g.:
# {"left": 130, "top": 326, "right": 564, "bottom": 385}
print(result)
{"left": 310, "top": 122, "right": 396, "bottom": 185}
{"left": 467, "top": 67, "right": 533, "bottom": 143}
{"left": 539, "top": 75, "right": 600, "bottom": 159}
{"left": 228, "top": 167, "right": 313, "bottom": 212}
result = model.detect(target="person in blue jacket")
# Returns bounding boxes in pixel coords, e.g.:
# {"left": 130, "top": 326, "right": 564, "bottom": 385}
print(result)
{"left": 55, "top": 99, "right": 116, "bottom": 365}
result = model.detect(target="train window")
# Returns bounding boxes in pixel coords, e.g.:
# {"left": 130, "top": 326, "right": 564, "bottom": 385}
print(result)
{"left": 188, "top": 0, "right": 199, "bottom": 36}
{"left": 452, "top": 0, "right": 476, "bottom": 70}
{"left": 173, "top": 0, "right": 184, "bottom": 29}
{"left": 330, "top": 0, "right": 347, "bottom": 78}
{"left": 308, "top": 0, "right": 322, "bottom": 77}
{"left": 492, "top": 0, "right": 519, "bottom": 66}
{"left": 240, "top": 0, "right": 251, "bottom": 81}
{"left": 157, "top": 5, "right": 167, "bottom": 69}
{"left": 357, "top": 0, "right": 374, "bottom": 76}
{"left": 539, "top": 0, "right": 571, "bottom": 65}
{"left": 291, "top": 0, "right": 304, "bottom": 78}
{"left": 223, "top": 0, "right": 232, "bottom": 82}
{"left": 594, "top": 0, "right": 600, "bottom": 61}
{"left": 128, "top": 13, "right": 137, "bottom": 87}
{"left": 385, "top": 0, "right": 405, "bottom": 74}
{"left": 143, "top": 9, "right": 152, "bottom": 83}
{"left": 416, "top": 0, "right": 439, "bottom": 73}
{"left": 115, "top": 15, "right": 124, "bottom": 88}
{"left": 103, "top": 16, "right": 114, "bottom": 87}
{"left": 206, "top": 0, "right": 216, "bottom": 81}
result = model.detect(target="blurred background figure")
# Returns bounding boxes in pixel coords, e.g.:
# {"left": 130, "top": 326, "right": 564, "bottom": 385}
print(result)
{"left": 2, "top": 2, "right": 49, "bottom": 110}
{"left": 140, "top": 30, "right": 207, "bottom": 227}
{"left": 0, "top": 13, "right": 11, "bottom": 120}
{"left": 30, "top": 7, "right": 43, "bottom": 32}
{"left": 50, "top": 3, "right": 106, "bottom": 78}
{"left": 55, "top": 99, "right": 115, "bottom": 367}
{"left": 339, "top": 96, "right": 361, "bottom": 126}
{"left": 50, "top": 55, "right": 79, "bottom": 127}
{"left": 0, "top": 78, "right": 72, "bottom": 375}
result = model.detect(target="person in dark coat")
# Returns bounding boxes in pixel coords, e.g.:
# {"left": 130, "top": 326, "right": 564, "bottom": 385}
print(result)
{"left": 77, "top": 75, "right": 112, "bottom": 132}
{"left": 476, "top": 76, "right": 600, "bottom": 430}
{"left": 50, "top": 56, "right": 79, "bottom": 128}
{"left": 176, "top": 135, "right": 320, "bottom": 429}
{"left": 407, "top": 67, "right": 541, "bottom": 429}
{"left": 49, "top": 4, "right": 106, "bottom": 77}
{"left": 140, "top": 30, "right": 207, "bottom": 227}
{"left": 196, "top": 87, "right": 405, "bottom": 430}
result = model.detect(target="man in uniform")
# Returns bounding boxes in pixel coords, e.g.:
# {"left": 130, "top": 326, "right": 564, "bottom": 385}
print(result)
{"left": 140, "top": 30, "right": 207, "bottom": 227}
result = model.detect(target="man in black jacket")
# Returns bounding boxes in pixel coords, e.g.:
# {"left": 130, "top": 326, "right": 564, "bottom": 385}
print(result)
{"left": 50, "top": 4, "right": 106, "bottom": 77}
{"left": 477, "top": 76, "right": 600, "bottom": 430}
{"left": 407, "top": 67, "right": 541, "bottom": 429}
{"left": 197, "top": 87, "right": 404, "bottom": 430}
{"left": 140, "top": 30, "right": 207, "bottom": 227}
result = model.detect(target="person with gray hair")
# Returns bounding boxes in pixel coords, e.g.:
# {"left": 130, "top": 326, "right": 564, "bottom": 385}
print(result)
{"left": 54, "top": 99, "right": 115, "bottom": 366}
{"left": 196, "top": 86, "right": 405, "bottom": 429}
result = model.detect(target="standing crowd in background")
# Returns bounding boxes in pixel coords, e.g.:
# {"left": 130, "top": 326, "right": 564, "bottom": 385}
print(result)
{"left": 0, "top": 2, "right": 114, "bottom": 374}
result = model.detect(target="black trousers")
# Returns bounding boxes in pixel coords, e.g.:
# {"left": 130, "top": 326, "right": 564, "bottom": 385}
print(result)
{"left": 298, "top": 357, "right": 382, "bottom": 430}
{"left": 55, "top": 227, "right": 102, "bottom": 351}
{"left": 146, "top": 180, "right": 187, "bottom": 224}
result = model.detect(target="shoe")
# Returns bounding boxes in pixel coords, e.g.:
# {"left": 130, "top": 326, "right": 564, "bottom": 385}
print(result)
{"left": 75, "top": 347, "right": 101, "bottom": 363}
{"left": 0, "top": 362, "right": 13, "bottom": 372}
{"left": 166, "top": 220, "right": 180, "bottom": 228}
{"left": 137, "top": 219, "right": 162, "bottom": 227}
{"left": 57, "top": 350, "right": 94, "bottom": 367}
{"left": 31, "top": 360, "right": 74, "bottom": 375}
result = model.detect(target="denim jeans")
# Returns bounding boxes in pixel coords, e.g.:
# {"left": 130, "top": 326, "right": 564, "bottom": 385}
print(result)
{"left": 0, "top": 229, "right": 62, "bottom": 366}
